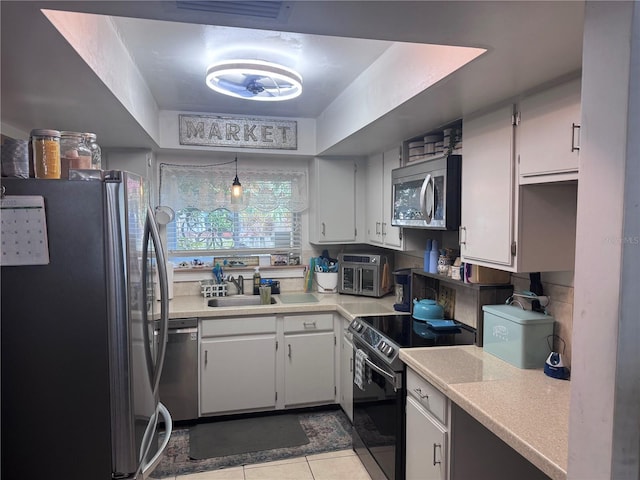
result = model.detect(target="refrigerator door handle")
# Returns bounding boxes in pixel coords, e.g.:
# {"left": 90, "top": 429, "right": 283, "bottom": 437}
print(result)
{"left": 141, "top": 402, "right": 173, "bottom": 479}
{"left": 144, "top": 206, "right": 170, "bottom": 395}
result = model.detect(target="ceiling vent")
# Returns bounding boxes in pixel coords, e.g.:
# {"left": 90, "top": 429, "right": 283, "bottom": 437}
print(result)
{"left": 176, "top": 1, "right": 285, "bottom": 19}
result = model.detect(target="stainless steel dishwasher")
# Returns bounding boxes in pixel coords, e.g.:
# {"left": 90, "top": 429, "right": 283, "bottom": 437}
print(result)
{"left": 158, "top": 317, "right": 199, "bottom": 422}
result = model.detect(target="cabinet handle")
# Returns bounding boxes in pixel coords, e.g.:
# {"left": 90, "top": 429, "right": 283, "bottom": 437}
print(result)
{"left": 321, "top": 222, "right": 326, "bottom": 236}
{"left": 288, "top": 344, "right": 292, "bottom": 359}
{"left": 433, "top": 443, "right": 442, "bottom": 466}
{"left": 303, "top": 321, "right": 317, "bottom": 329}
{"left": 571, "top": 123, "right": 581, "bottom": 152}
{"left": 459, "top": 226, "right": 467, "bottom": 246}
{"left": 205, "top": 350, "right": 208, "bottom": 366}
{"left": 375, "top": 221, "right": 381, "bottom": 235}
{"left": 414, "top": 387, "right": 429, "bottom": 399}
{"left": 382, "top": 222, "right": 387, "bottom": 236}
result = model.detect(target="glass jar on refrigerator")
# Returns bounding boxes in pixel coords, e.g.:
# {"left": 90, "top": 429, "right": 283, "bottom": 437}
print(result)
{"left": 60, "top": 131, "right": 92, "bottom": 175}
{"left": 83, "top": 132, "right": 102, "bottom": 170}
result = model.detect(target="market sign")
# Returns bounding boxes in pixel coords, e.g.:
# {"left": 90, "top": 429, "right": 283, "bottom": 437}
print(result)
{"left": 179, "top": 114, "right": 297, "bottom": 150}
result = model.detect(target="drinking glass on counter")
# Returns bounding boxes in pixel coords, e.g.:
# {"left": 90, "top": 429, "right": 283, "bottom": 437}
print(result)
{"left": 259, "top": 286, "right": 271, "bottom": 305}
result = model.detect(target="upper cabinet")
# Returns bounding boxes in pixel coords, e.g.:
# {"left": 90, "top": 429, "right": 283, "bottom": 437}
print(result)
{"left": 460, "top": 99, "right": 578, "bottom": 273}
{"left": 366, "top": 147, "right": 403, "bottom": 249}
{"left": 517, "top": 77, "right": 581, "bottom": 184}
{"left": 309, "top": 157, "right": 361, "bottom": 244}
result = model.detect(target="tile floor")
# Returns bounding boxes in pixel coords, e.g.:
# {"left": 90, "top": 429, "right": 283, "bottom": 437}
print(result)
{"left": 163, "top": 449, "right": 373, "bottom": 480}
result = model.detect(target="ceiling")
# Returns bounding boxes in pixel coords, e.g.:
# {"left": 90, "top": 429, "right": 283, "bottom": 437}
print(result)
{"left": 0, "top": 1, "right": 585, "bottom": 157}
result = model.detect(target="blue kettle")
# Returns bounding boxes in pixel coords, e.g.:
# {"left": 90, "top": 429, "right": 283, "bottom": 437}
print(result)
{"left": 412, "top": 298, "right": 444, "bottom": 321}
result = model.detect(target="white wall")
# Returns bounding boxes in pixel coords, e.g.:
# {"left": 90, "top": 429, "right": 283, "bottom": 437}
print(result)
{"left": 568, "top": 2, "right": 639, "bottom": 478}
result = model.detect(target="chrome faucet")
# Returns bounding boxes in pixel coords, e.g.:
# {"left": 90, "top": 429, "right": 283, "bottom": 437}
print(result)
{"left": 229, "top": 275, "right": 244, "bottom": 295}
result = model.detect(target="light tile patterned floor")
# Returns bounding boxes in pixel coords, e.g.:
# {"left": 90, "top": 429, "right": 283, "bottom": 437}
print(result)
{"left": 164, "top": 449, "right": 372, "bottom": 480}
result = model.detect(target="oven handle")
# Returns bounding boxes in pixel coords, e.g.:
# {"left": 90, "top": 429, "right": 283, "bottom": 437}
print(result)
{"left": 364, "top": 357, "right": 402, "bottom": 391}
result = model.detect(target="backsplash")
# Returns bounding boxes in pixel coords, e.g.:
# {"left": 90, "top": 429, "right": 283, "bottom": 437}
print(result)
{"left": 396, "top": 252, "right": 574, "bottom": 366}
{"left": 511, "top": 272, "right": 574, "bottom": 367}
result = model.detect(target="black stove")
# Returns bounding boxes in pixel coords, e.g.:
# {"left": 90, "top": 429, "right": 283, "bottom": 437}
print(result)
{"left": 349, "top": 313, "right": 477, "bottom": 480}
{"left": 348, "top": 314, "right": 475, "bottom": 372}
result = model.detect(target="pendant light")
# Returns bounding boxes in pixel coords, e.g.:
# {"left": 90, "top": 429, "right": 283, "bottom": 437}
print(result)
{"left": 231, "top": 156, "right": 243, "bottom": 204}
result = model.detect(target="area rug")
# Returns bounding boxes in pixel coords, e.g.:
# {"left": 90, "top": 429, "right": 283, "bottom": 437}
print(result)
{"left": 150, "top": 409, "right": 352, "bottom": 478}
{"left": 189, "top": 413, "right": 309, "bottom": 460}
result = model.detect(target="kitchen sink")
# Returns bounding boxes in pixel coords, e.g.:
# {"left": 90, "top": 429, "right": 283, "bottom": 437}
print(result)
{"left": 207, "top": 296, "right": 276, "bottom": 307}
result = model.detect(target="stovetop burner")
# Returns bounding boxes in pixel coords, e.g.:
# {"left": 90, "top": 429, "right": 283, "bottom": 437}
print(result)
{"left": 348, "top": 314, "right": 477, "bottom": 372}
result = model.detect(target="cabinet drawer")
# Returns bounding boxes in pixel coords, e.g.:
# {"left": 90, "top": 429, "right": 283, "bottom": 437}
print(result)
{"left": 406, "top": 367, "right": 448, "bottom": 424}
{"left": 201, "top": 316, "right": 276, "bottom": 337}
{"left": 284, "top": 313, "right": 334, "bottom": 333}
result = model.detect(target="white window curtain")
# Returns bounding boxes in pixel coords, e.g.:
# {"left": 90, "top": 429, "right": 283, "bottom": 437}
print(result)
{"left": 159, "top": 162, "right": 308, "bottom": 256}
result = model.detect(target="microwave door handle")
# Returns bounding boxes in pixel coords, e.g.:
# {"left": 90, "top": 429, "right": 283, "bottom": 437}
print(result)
{"left": 357, "top": 267, "right": 362, "bottom": 294}
{"left": 420, "top": 174, "right": 434, "bottom": 224}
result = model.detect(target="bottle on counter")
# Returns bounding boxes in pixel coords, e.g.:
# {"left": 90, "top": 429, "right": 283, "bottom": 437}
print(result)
{"left": 253, "top": 267, "right": 261, "bottom": 295}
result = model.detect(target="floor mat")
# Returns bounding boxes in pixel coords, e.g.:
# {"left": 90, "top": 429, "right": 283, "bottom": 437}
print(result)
{"left": 189, "top": 413, "right": 309, "bottom": 460}
{"left": 150, "top": 408, "right": 352, "bottom": 478}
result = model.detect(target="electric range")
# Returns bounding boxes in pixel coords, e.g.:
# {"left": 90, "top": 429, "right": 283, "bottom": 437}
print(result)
{"left": 348, "top": 314, "right": 476, "bottom": 480}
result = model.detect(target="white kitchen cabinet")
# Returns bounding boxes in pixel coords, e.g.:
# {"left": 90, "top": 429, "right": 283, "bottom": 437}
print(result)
{"left": 518, "top": 77, "right": 581, "bottom": 184}
{"left": 340, "top": 329, "right": 354, "bottom": 422}
{"left": 460, "top": 103, "right": 578, "bottom": 272}
{"left": 199, "top": 316, "right": 277, "bottom": 415}
{"left": 366, "top": 147, "right": 403, "bottom": 249}
{"left": 405, "top": 368, "right": 449, "bottom": 480}
{"left": 283, "top": 313, "right": 336, "bottom": 406}
{"left": 460, "top": 104, "right": 515, "bottom": 267}
{"left": 309, "top": 157, "right": 358, "bottom": 243}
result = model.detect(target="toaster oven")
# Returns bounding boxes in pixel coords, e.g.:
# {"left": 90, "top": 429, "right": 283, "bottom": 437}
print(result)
{"left": 338, "top": 253, "right": 393, "bottom": 298}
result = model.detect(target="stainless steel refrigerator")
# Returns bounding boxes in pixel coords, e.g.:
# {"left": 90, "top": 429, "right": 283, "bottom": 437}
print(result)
{"left": 1, "top": 171, "right": 172, "bottom": 479}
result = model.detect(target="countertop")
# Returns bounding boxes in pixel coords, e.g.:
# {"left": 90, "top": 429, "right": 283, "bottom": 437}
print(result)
{"left": 164, "top": 292, "right": 400, "bottom": 320}
{"left": 400, "top": 346, "right": 570, "bottom": 480}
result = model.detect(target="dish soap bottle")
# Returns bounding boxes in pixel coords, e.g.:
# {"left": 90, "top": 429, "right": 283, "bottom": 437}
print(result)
{"left": 253, "top": 267, "right": 261, "bottom": 295}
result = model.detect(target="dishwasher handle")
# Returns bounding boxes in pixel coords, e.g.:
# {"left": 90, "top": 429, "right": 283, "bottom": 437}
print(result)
{"left": 168, "top": 327, "right": 198, "bottom": 335}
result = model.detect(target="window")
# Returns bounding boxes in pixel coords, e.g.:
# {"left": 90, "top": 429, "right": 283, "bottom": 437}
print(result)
{"left": 159, "top": 162, "right": 307, "bottom": 259}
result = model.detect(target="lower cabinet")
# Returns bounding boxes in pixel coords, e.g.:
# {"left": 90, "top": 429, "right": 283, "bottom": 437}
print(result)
{"left": 283, "top": 313, "right": 336, "bottom": 407}
{"left": 340, "top": 332, "right": 354, "bottom": 422}
{"left": 199, "top": 316, "right": 277, "bottom": 416}
{"left": 200, "top": 334, "right": 277, "bottom": 415}
{"left": 405, "top": 367, "right": 449, "bottom": 480}
{"left": 199, "top": 313, "right": 337, "bottom": 416}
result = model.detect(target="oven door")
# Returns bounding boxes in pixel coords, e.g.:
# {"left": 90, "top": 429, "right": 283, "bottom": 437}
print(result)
{"left": 359, "top": 266, "right": 380, "bottom": 297}
{"left": 340, "top": 264, "right": 359, "bottom": 294}
{"left": 352, "top": 340, "right": 404, "bottom": 480}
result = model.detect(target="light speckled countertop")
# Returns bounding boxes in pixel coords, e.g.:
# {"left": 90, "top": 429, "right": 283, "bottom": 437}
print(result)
{"left": 400, "top": 346, "right": 570, "bottom": 480}
{"left": 165, "top": 292, "right": 399, "bottom": 320}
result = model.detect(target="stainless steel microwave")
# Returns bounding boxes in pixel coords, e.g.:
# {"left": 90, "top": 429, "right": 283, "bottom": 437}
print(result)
{"left": 338, "top": 253, "right": 393, "bottom": 298}
{"left": 391, "top": 154, "right": 462, "bottom": 230}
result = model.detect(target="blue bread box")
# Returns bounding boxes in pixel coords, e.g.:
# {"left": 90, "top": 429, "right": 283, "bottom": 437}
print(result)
{"left": 482, "top": 304, "right": 554, "bottom": 369}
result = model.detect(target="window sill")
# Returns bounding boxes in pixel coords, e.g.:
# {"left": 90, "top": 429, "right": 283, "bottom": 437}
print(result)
{"left": 173, "top": 265, "right": 306, "bottom": 282}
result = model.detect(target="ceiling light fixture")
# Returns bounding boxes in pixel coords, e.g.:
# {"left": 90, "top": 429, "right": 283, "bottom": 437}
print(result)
{"left": 231, "top": 156, "right": 243, "bottom": 204}
{"left": 205, "top": 59, "right": 302, "bottom": 101}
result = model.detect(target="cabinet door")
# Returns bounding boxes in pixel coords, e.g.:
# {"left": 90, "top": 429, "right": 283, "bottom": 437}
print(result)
{"left": 366, "top": 153, "right": 384, "bottom": 245}
{"left": 518, "top": 78, "right": 581, "bottom": 181}
{"left": 200, "top": 335, "right": 276, "bottom": 415}
{"left": 406, "top": 396, "right": 448, "bottom": 480}
{"left": 461, "top": 104, "right": 516, "bottom": 268}
{"left": 340, "top": 335, "right": 354, "bottom": 422}
{"left": 284, "top": 331, "right": 335, "bottom": 406}
{"left": 382, "top": 147, "right": 402, "bottom": 248}
{"left": 313, "top": 158, "right": 356, "bottom": 243}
